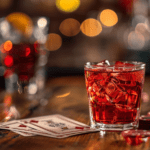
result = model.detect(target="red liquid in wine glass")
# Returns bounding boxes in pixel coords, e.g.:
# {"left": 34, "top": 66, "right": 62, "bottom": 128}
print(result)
{"left": 2, "top": 43, "right": 39, "bottom": 81}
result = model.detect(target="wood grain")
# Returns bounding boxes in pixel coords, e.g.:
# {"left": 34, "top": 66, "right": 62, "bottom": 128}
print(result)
{"left": 0, "top": 75, "right": 150, "bottom": 150}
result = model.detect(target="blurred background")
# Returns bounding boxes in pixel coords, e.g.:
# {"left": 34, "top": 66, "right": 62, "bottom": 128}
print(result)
{"left": 0, "top": 0, "right": 150, "bottom": 83}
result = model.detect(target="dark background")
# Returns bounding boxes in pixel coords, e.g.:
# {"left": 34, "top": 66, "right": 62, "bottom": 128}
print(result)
{"left": 0, "top": 0, "right": 149, "bottom": 78}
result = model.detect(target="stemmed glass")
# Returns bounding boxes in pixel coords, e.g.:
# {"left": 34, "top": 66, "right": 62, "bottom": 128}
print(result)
{"left": 0, "top": 12, "right": 49, "bottom": 119}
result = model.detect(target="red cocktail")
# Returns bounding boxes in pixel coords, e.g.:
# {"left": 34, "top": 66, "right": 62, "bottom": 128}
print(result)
{"left": 2, "top": 42, "right": 39, "bottom": 81}
{"left": 84, "top": 60, "right": 145, "bottom": 130}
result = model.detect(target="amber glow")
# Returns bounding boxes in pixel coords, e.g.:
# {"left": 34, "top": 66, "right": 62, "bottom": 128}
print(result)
{"left": 6, "top": 12, "right": 33, "bottom": 37}
{"left": 45, "top": 33, "right": 62, "bottom": 51}
{"left": 56, "top": 0, "right": 80, "bottom": 12}
{"left": 59, "top": 18, "right": 80, "bottom": 36}
{"left": 100, "top": 9, "right": 118, "bottom": 27}
{"left": 80, "top": 18, "right": 102, "bottom": 37}
{"left": 56, "top": 92, "right": 70, "bottom": 98}
{"left": 4, "top": 40, "right": 12, "bottom": 51}
{"left": 4, "top": 94, "right": 12, "bottom": 106}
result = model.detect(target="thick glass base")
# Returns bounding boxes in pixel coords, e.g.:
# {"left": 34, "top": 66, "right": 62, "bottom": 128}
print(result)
{"left": 91, "top": 122, "right": 138, "bottom": 131}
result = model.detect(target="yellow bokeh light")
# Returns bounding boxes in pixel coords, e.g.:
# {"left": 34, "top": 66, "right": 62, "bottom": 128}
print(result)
{"left": 56, "top": 0, "right": 80, "bottom": 12}
{"left": 100, "top": 9, "right": 118, "bottom": 27}
{"left": 80, "top": 18, "right": 102, "bottom": 37}
{"left": 45, "top": 33, "right": 62, "bottom": 51}
{"left": 6, "top": 12, "right": 33, "bottom": 37}
{"left": 59, "top": 18, "right": 80, "bottom": 36}
{"left": 4, "top": 40, "right": 12, "bottom": 51}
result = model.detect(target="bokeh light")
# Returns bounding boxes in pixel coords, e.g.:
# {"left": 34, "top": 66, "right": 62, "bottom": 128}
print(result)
{"left": 59, "top": 18, "right": 80, "bottom": 36}
{"left": 100, "top": 9, "right": 118, "bottom": 27}
{"left": 80, "top": 18, "right": 102, "bottom": 37}
{"left": 6, "top": 12, "right": 33, "bottom": 37}
{"left": 4, "top": 40, "right": 12, "bottom": 51}
{"left": 0, "top": 20, "right": 10, "bottom": 37}
{"left": 135, "top": 23, "right": 148, "bottom": 34}
{"left": 37, "top": 17, "right": 48, "bottom": 28}
{"left": 135, "top": 23, "right": 149, "bottom": 42}
{"left": 128, "top": 31, "right": 145, "bottom": 50}
{"left": 142, "top": 92, "right": 149, "bottom": 103}
{"left": 4, "top": 55, "right": 13, "bottom": 67}
{"left": 133, "top": 1, "right": 148, "bottom": 16}
{"left": 25, "top": 47, "right": 31, "bottom": 56}
{"left": 56, "top": 0, "right": 80, "bottom": 13}
{"left": 45, "top": 33, "right": 62, "bottom": 51}
{"left": 28, "top": 83, "right": 38, "bottom": 95}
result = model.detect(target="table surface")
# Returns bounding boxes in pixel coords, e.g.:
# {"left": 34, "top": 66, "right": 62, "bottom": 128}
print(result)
{"left": 0, "top": 75, "right": 150, "bottom": 150}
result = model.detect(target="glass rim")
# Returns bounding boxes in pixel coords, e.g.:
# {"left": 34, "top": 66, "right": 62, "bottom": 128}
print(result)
{"left": 84, "top": 61, "right": 146, "bottom": 69}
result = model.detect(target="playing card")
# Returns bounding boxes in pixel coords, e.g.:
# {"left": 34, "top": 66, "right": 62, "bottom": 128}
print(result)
{"left": 11, "top": 130, "right": 35, "bottom": 136}
{"left": 0, "top": 120, "right": 35, "bottom": 136}
{"left": 0, "top": 120, "right": 71, "bottom": 138}
{"left": 0, "top": 114, "right": 99, "bottom": 138}
{"left": 0, "top": 121, "right": 51, "bottom": 137}
{"left": 19, "top": 114, "right": 98, "bottom": 138}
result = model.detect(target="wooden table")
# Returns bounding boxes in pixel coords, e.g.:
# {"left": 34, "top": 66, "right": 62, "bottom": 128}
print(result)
{"left": 0, "top": 75, "right": 150, "bottom": 150}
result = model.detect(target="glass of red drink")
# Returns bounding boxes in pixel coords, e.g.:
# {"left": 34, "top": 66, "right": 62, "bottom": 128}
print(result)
{"left": 84, "top": 61, "right": 146, "bottom": 131}
{"left": 0, "top": 14, "right": 49, "bottom": 95}
{"left": 0, "top": 13, "right": 50, "bottom": 114}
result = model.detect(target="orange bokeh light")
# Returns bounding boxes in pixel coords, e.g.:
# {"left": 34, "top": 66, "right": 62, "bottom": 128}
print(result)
{"left": 80, "top": 18, "right": 102, "bottom": 37}
{"left": 59, "top": 18, "right": 80, "bottom": 37}
{"left": 45, "top": 33, "right": 62, "bottom": 51}
{"left": 6, "top": 12, "right": 33, "bottom": 37}
{"left": 4, "top": 40, "right": 12, "bottom": 51}
{"left": 100, "top": 9, "right": 118, "bottom": 27}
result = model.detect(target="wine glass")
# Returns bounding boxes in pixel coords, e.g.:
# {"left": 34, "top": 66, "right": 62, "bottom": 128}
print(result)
{"left": 0, "top": 13, "right": 50, "bottom": 118}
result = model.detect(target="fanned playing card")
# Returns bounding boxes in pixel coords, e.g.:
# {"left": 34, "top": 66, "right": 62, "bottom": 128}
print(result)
{"left": 0, "top": 114, "right": 98, "bottom": 138}
{"left": 0, "top": 120, "right": 61, "bottom": 138}
{"left": 19, "top": 114, "right": 98, "bottom": 138}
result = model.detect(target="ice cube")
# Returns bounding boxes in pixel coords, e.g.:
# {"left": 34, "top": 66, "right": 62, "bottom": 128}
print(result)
{"left": 115, "top": 61, "right": 135, "bottom": 71}
{"left": 104, "top": 77, "right": 128, "bottom": 104}
{"left": 118, "top": 74, "right": 131, "bottom": 82}
{"left": 115, "top": 104, "right": 132, "bottom": 110}
{"left": 115, "top": 61, "right": 134, "bottom": 67}
{"left": 126, "top": 89, "right": 138, "bottom": 108}
{"left": 97, "top": 60, "right": 110, "bottom": 66}
{"left": 105, "top": 82, "right": 116, "bottom": 96}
